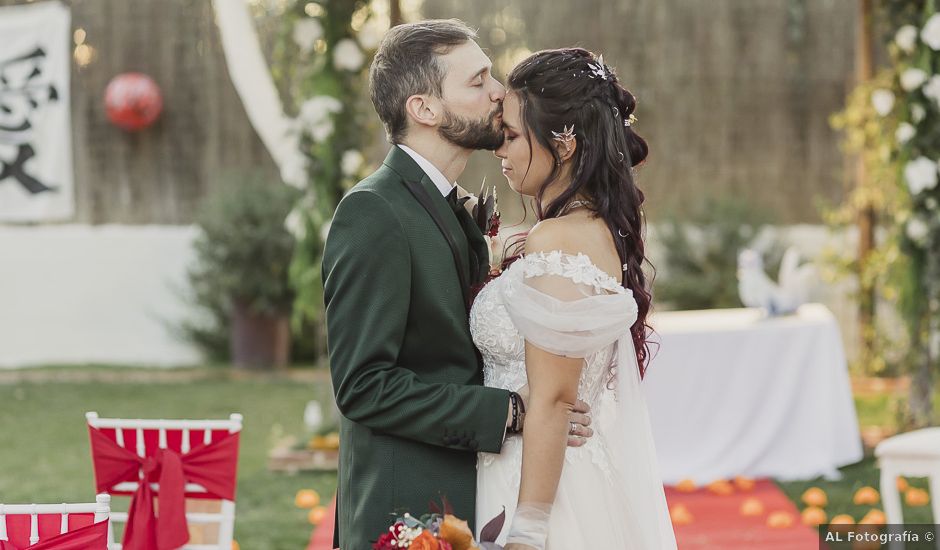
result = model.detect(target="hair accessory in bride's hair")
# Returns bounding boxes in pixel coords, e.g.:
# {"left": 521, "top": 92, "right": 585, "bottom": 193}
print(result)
{"left": 551, "top": 124, "right": 576, "bottom": 146}
{"left": 588, "top": 54, "right": 611, "bottom": 80}
{"left": 624, "top": 113, "right": 637, "bottom": 127}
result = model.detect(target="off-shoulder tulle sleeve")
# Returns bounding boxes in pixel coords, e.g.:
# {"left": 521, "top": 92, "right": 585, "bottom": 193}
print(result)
{"left": 500, "top": 252, "right": 678, "bottom": 549}
{"left": 498, "top": 251, "right": 638, "bottom": 358}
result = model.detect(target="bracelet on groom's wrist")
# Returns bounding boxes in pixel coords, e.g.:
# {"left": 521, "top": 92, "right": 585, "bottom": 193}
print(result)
{"left": 508, "top": 391, "right": 526, "bottom": 434}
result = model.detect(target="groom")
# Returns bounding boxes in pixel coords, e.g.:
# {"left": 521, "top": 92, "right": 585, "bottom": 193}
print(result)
{"left": 322, "top": 20, "right": 592, "bottom": 549}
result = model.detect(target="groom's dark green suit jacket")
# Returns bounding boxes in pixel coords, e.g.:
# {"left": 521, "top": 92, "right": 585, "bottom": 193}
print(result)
{"left": 322, "top": 146, "right": 512, "bottom": 550}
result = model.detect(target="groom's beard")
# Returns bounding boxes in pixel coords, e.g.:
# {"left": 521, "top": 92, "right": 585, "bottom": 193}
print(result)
{"left": 438, "top": 105, "right": 504, "bottom": 151}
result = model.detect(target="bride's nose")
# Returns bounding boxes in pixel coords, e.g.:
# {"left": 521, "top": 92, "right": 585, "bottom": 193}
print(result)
{"left": 494, "top": 141, "right": 507, "bottom": 159}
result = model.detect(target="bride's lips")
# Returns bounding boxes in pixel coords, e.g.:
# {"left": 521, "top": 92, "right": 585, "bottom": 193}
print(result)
{"left": 501, "top": 166, "right": 512, "bottom": 175}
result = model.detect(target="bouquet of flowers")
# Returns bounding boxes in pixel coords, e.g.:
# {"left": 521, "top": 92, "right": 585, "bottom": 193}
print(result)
{"left": 373, "top": 498, "right": 505, "bottom": 550}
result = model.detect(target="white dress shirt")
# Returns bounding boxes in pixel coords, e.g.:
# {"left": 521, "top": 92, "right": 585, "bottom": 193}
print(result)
{"left": 397, "top": 144, "right": 455, "bottom": 197}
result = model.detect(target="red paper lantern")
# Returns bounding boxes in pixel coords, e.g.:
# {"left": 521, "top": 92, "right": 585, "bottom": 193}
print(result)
{"left": 104, "top": 73, "right": 163, "bottom": 131}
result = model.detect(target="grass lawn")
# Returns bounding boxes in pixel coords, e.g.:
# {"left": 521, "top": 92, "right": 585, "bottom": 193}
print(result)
{"left": 0, "top": 367, "right": 336, "bottom": 550}
{"left": 0, "top": 368, "right": 936, "bottom": 549}
{"left": 777, "top": 388, "right": 940, "bottom": 526}
{"left": 777, "top": 456, "right": 935, "bottom": 525}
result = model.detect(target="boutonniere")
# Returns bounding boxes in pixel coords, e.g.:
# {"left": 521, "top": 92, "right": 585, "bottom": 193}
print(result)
{"left": 472, "top": 178, "right": 501, "bottom": 238}
{"left": 460, "top": 180, "right": 505, "bottom": 298}
{"left": 472, "top": 179, "right": 506, "bottom": 279}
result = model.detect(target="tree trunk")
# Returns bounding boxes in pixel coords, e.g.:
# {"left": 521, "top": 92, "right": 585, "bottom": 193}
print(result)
{"left": 856, "top": 0, "right": 877, "bottom": 370}
{"left": 390, "top": 0, "right": 402, "bottom": 26}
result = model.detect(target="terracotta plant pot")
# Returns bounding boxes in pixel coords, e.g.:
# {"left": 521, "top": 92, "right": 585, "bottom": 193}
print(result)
{"left": 230, "top": 300, "right": 290, "bottom": 369}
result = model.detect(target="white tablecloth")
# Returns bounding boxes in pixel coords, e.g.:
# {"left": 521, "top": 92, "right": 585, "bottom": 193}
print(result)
{"left": 642, "top": 303, "right": 863, "bottom": 484}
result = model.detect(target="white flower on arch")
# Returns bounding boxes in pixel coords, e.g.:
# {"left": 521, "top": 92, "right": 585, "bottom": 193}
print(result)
{"left": 293, "top": 18, "right": 324, "bottom": 54}
{"left": 896, "top": 25, "right": 919, "bottom": 53}
{"left": 922, "top": 13, "right": 940, "bottom": 50}
{"left": 904, "top": 156, "right": 939, "bottom": 196}
{"left": 333, "top": 38, "right": 365, "bottom": 71}
{"left": 901, "top": 68, "right": 928, "bottom": 91}
{"left": 871, "top": 89, "right": 895, "bottom": 116}
{"left": 896, "top": 122, "right": 916, "bottom": 145}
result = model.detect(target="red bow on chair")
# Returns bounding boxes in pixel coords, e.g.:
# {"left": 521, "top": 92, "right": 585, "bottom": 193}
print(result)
{"left": 88, "top": 428, "right": 239, "bottom": 550}
{"left": 0, "top": 521, "right": 108, "bottom": 550}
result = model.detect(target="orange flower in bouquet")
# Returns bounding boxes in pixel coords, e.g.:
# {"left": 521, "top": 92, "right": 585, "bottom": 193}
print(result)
{"left": 439, "top": 514, "right": 476, "bottom": 550}
{"left": 409, "top": 531, "right": 443, "bottom": 550}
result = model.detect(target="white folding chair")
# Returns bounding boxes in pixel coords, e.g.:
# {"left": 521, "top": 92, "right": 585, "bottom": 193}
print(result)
{"left": 85, "top": 412, "right": 243, "bottom": 550}
{"left": 875, "top": 427, "right": 940, "bottom": 550}
{"left": 0, "top": 494, "right": 110, "bottom": 548}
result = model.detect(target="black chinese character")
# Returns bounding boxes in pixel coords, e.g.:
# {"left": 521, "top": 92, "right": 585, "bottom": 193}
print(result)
{"left": 0, "top": 46, "right": 60, "bottom": 194}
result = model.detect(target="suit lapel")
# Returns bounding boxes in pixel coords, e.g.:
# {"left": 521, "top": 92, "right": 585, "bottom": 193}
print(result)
{"left": 385, "top": 147, "right": 473, "bottom": 309}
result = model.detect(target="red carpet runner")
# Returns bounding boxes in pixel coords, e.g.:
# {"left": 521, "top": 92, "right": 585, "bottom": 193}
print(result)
{"left": 309, "top": 480, "right": 822, "bottom": 549}
{"left": 665, "top": 479, "right": 823, "bottom": 549}
{"left": 307, "top": 494, "right": 337, "bottom": 550}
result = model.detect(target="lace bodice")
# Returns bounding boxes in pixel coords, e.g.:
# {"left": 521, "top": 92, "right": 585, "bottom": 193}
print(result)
{"left": 469, "top": 251, "right": 638, "bottom": 483}
{"left": 470, "top": 251, "right": 629, "bottom": 403}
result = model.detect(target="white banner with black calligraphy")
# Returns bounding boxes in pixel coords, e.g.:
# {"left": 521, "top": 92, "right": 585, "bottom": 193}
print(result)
{"left": 0, "top": 1, "right": 73, "bottom": 222}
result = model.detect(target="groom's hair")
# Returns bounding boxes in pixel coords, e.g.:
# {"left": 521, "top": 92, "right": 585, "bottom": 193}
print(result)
{"left": 369, "top": 19, "right": 477, "bottom": 143}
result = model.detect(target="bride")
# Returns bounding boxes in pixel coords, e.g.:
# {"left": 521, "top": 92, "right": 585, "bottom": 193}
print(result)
{"left": 470, "top": 48, "right": 677, "bottom": 549}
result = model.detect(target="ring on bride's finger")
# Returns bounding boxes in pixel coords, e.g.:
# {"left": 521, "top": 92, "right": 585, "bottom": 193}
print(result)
{"left": 570, "top": 422, "right": 577, "bottom": 435}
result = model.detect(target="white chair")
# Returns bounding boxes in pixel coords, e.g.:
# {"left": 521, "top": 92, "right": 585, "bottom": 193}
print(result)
{"left": 875, "top": 427, "right": 940, "bottom": 550}
{"left": 0, "top": 494, "right": 110, "bottom": 548}
{"left": 85, "top": 412, "right": 243, "bottom": 550}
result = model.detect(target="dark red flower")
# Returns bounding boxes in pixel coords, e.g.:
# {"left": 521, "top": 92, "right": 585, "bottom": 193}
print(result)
{"left": 487, "top": 212, "right": 501, "bottom": 237}
{"left": 373, "top": 531, "right": 396, "bottom": 550}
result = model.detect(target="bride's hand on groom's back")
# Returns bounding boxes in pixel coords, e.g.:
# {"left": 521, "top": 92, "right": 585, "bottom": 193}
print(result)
{"left": 517, "top": 385, "right": 593, "bottom": 447}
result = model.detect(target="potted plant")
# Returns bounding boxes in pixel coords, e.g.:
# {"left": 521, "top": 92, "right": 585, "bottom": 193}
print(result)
{"left": 185, "top": 172, "right": 300, "bottom": 369}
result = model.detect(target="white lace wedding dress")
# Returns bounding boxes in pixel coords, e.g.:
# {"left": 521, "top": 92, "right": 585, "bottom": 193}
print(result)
{"left": 470, "top": 251, "right": 677, "bottom": 549}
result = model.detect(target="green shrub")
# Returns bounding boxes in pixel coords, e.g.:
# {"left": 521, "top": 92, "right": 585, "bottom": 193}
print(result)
{"left": 653, "top": 195, "right": 781, "bottom": 310}
{"left": 180, "top": 173, "right": 300, "bottom": 360}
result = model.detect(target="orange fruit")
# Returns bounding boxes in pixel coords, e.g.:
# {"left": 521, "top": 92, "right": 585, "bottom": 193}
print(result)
{"left": 767, "top": 511, "right": 794, "bottom": 528}
{"left": 670, "top": 504, "right": 694, "bottom": 525}
{"left": 905, "top": 488, "right": 930, "bottom": 506}
{"left": 860, "top": 509, "right": 886, "bottom": 525}
{"left": 232, "top": 542, "right": 239, "bottom": 550}
{"left": 896, "top": 477, "right": 909, "bottom": 492}
{"left": 830, "top": 514, "right": 855, "bottom": 532}
{"left": 740, "top": 498, "right": 764, "bottom": 516}
{"left": 851, "top": 535, "right": 882, "bottom": 550}
{"left": 308, "top": 505, "right": 327, "bottom": 525}
{"left": 733, "top": 476, "right": 756, "bottom": 491}
{"left": 801, "top": 487, "right": 828, "bottom": 507}
{"left": 801, "top": 506, "right": 827, "bottom": 526}
{"left": 295, "top": 489, "right": 320, "bottom": 509}
{"left": 707, "top": 479, "right": 735, "bottom": 496}
{"left": 853, "top": 486, "right": 880, "bottom": 505}
{"left": 675, "top": 479, "right": 697, "bottom": 493}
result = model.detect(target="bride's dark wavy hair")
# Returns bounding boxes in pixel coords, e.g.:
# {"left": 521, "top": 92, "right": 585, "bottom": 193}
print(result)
{"left": 505, "top": 47, "right": 654, "bottom": 378}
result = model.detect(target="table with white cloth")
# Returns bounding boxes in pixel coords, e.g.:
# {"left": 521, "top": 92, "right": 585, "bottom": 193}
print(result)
{"left": 641, "top": 303, "right": 863, "bottom": 484}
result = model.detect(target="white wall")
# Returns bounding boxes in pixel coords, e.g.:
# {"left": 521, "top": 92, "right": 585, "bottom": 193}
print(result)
{"left": 0, "top": 225, "right": 204, "bottom": 368}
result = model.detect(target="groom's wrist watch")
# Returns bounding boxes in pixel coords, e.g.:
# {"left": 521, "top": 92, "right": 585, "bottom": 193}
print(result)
{"left": 508, "top": 391, "right": 527, "bottom": 434}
